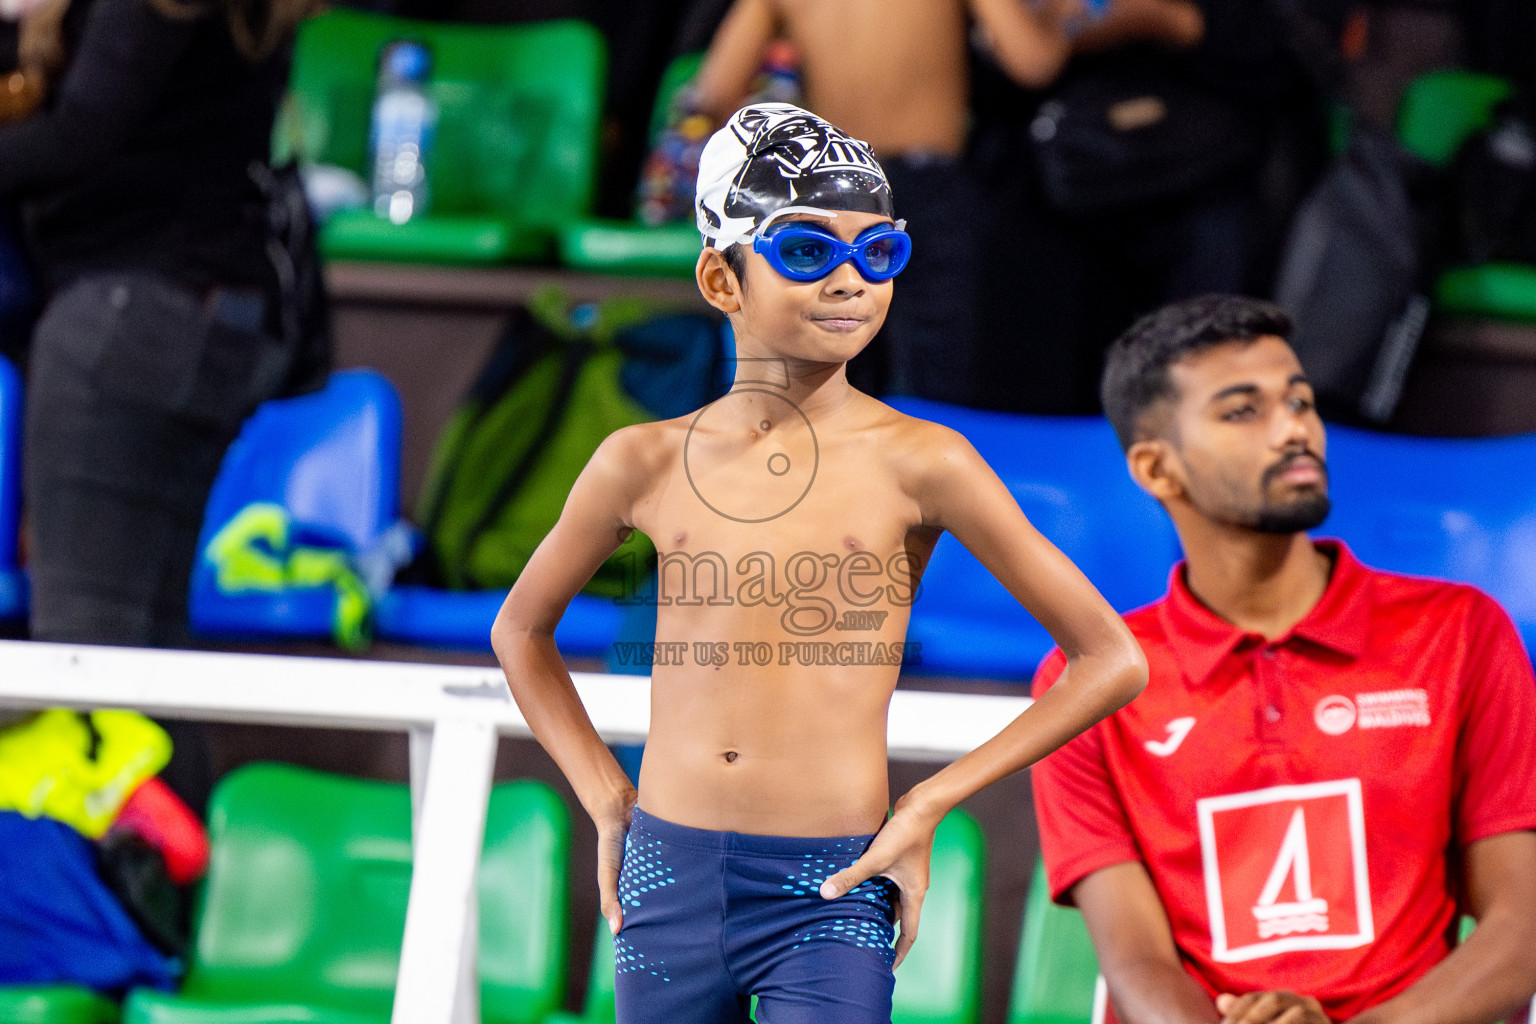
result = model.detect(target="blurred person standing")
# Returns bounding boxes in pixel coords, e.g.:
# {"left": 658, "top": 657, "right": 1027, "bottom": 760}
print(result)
{"left": 689, "top": 0, "right": 1088, "bottom": 405}
{"left": 0, "top": 0, "right": 326, "bottom": 651}
{"left": 971, "top": 0, "right": 1343, "bottom": 415}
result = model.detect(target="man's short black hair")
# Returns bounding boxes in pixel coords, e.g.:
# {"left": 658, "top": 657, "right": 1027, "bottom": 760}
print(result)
{"left": 1100, "top": 294, "right": 1294, "bottom": 451}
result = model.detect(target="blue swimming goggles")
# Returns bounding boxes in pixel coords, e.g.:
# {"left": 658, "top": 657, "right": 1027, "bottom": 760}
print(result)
{"left": 752, "top": 221, "right": 913, "bottom": 283}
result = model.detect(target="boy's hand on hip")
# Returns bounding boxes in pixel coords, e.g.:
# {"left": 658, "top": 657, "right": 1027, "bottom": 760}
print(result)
{"left": 596, "top": 800, "right": 636, "bottom": 936}
{"left": 818, "top": 802, "right": 939, "bottom": 969}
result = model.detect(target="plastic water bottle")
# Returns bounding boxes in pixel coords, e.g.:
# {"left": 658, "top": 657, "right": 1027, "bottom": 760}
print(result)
{"left": 370, "top": 40, "right": 436, "bottom": 225}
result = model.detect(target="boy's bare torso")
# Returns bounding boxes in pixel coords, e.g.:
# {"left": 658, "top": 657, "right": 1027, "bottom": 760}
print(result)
{"left": 621, "top": 386, "right": 943, "bottom": 837}
{"left": 768, "top": 0, "right": 969, "bottom": 157}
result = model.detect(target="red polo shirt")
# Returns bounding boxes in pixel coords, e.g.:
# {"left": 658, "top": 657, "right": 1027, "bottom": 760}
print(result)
{"left": 1032, "top": 540, "right": 1536, "bottom": 1022}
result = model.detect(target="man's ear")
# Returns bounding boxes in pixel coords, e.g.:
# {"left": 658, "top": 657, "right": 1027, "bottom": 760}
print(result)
{"left": 696, "top": 247, "right": 742, "bottom": 314}
{"left": 1126, "top": 438, "right": 1185, "bottom": 504}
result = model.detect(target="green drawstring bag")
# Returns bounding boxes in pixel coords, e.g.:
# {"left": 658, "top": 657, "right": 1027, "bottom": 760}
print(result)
{"left": 414, "top": 287, "right": 657, "bottom": 595}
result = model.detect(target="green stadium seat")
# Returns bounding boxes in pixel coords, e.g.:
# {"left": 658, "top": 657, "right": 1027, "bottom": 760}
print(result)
{"left": 542, "top": 920, "right": 615, "bottom": 1024}
{"left": 891, "top": 808, "right": 986, "bottom": 1024}
{"left": 1435, "top": 263, "right": 1536, "bottom": 323}
{"left": 123, "top": 764, "right": 569, "bottom": 1024}
{"left": 1396, "top": 69, "right": 1513, "bottom": 169}
{"left": 1007, "top": 859, "right": 1102, "bottom": 1024}
{"left": 481, "top": 784, "right": 572, "bottom": 1024}
{"left": 1393, "top": 70, "right": 1536, "bottom": 325}
{"left": 283, "top": 10, "right": 605, "bottom": 265}
{"left": 0, "top": 986, "right": 119, "bottom": 1024}
{"left": 557, "top": 53, "right": 705, "bottom": 278}
{"left": 557, "top": 222, "right": 703, "bottom": 278}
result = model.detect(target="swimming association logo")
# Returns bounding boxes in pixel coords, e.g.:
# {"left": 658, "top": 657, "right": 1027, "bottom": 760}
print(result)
{"left": 1313, "top": 695, "right": 1357, "bottom": 736}
{"left": 1196, "top": 779, "right": 1375, "bottom": 963}
{"left": 684, "top": 358, "right": 819, "bottom": 523}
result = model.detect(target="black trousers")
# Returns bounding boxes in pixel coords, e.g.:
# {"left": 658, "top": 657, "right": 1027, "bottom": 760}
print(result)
{"left": 849, "top": 154, "right": 983, "bottom": 406}
{"left": 25, "top": 272, "right": 293, "bottom": 812}
{"left": 25, "top": 272, "right": 292, "bottom": 647}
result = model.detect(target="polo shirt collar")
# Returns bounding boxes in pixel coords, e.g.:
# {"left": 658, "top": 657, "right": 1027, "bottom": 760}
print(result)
{"left": 1156, "top": 538, "right": 1371, "bottom": 688}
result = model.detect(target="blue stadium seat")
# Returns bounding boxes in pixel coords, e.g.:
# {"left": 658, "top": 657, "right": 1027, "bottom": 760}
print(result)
{"left": 375, "top": 586, "right": 625, "bottom": 657}
{"left": 0, "top": 354, "right": 25, "bottom": 623}
{"left": 1324, "top": 425, "right": 1536, "bottom": 654}
{"left": 887, "top": 399, "right": 1182, "bottom": 681}
{"left": 190, "top": 369, "right": 404, "bottom": 642}
{"left": 187, "top": 365, "right": 630, "bottom": 656}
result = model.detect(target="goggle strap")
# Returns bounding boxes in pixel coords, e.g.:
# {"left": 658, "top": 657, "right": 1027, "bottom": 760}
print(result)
{"left": 705, "top": 214, "right": 906, "bottom": 251}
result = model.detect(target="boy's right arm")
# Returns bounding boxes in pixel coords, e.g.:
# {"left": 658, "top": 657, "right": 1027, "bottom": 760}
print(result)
{"left": 491, "top": 429, "right": 649, "bottom": 936}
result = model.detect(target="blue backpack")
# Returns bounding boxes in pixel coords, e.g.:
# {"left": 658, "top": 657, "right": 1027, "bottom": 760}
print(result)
{"left": 0, "top": 811, "right": 179, "bottom": 992}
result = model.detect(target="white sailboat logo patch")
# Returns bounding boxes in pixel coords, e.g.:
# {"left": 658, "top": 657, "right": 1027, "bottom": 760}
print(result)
{"left": 1252, "top": 808, "right": 1330, "bottom": 938}
{"left": 1197, "top": 779, "right": 1374, "bottom": 962}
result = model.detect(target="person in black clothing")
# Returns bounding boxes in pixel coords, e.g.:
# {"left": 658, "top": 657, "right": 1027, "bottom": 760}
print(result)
{"left": 0, "top": 0, "right": 326, "bottom": 813}
{"left": 969, "top": 0, "right": 1341, "bottom": 415}
{"left": 0, "top": 0, "right": 324, "bottom": 650}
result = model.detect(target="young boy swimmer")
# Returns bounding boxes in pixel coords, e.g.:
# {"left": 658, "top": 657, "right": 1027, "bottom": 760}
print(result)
{"left": 492, "top": 103, "right": 1148, "bottom": 1024}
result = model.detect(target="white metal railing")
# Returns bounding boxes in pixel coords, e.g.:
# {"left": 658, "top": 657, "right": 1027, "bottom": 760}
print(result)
{"left": 0, "top": 640, "right": 1031, "bottom": 1024}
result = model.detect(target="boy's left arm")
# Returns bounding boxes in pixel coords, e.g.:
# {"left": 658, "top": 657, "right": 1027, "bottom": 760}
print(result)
{"left": 821, "top": 428, "right": 1148, "bottom": 967}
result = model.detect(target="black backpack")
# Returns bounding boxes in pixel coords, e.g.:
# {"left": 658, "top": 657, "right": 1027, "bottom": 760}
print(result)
{"left": 1446, "top": 95, "right": 1536, "bottom": 266}
{"left": 1273, "top": 125, "right": 1439, "bottom": 423}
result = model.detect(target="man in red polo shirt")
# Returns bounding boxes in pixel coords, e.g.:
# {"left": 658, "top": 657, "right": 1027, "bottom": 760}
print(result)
{"left": 1032, "top": 294, "right": 1536, "bottom": 1024}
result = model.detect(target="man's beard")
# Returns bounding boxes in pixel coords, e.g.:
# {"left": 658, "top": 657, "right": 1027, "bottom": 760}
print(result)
{"left": 1193, "top": 450, "right": 1333, "bottom": 534}
{"left": 1249, "top": 450, "right": 1332, "bottom": 533}
{"left": 1252, "top": 492, "right": 1332, "bottom": 534}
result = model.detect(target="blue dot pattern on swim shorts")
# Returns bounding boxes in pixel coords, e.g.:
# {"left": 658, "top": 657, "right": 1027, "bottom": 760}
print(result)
{"left": 614, "top": 829, "right": 675, "bottom": 981}
{"left": 781, "top": 839, "right": 897, "bottom": 967}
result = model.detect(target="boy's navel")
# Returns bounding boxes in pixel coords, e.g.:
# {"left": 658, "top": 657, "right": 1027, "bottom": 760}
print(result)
{"left": 723, "top": 750, "right": 740, "bottom": 764}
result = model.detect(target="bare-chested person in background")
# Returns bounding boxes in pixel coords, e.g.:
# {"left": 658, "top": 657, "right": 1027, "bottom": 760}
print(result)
{"left": 691, "top": 0, "right": 1204, "bottom": 407}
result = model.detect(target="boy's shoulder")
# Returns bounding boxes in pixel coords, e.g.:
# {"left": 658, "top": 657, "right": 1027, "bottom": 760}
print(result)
{"left": 584, "top": 418, "right": 691, "bottom": 502}
{"left": 599, "top": 415, "right": 691, "bottom": 464}
{"left": 862, "top": 396, "right": 986, "bottom": 477}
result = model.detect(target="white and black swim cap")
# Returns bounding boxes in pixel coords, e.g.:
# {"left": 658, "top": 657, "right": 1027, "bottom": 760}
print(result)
{"left": 695, "top": 103, "right": 894, "bottom": 249}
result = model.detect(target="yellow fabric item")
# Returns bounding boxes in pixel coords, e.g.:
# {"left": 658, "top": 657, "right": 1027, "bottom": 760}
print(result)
{"left": 205, "top": 502, "right": 371, "bottom": 650}
{"left": 0, "top": 709, "right": 172, "bottom": 838}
